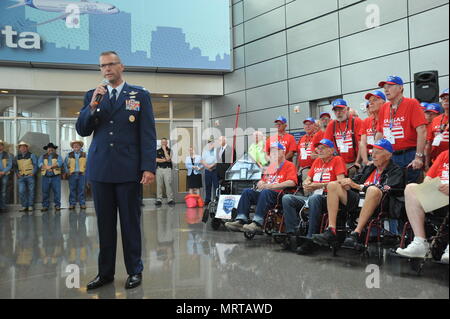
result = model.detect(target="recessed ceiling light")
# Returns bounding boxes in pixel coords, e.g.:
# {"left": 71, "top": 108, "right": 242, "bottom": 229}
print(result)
{"left": 162, "top": 95, "right": 169, "bottom": 98}
{"left": 0, "top": 90, "right": 8, "bottom": 94}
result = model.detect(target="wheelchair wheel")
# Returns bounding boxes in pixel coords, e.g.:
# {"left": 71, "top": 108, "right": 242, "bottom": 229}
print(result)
{"left": 244, "top": 231, "right": 255, "bottom": 240}
{"left": 211, "top": 218, "right": 222, "bottom": 230}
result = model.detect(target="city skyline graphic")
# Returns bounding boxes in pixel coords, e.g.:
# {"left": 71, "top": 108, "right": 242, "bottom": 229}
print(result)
{"left": 0, "top": 0, "right": 232, "bottom": 71}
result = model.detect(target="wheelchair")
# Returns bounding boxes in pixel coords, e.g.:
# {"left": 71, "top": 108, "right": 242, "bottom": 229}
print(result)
{"left": 202, "top": 154, "right": 262, "bottom": 230}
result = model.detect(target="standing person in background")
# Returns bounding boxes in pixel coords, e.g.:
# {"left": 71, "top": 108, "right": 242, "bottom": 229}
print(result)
{"left": 426, "top": 89, "right": 449, "bottom": 170}
{"left": 216, "top": 136, "right": 236, "bottom": 184}
{"left": 248, "top": 130, "right": 268, "bottom": 168}
{"left": 324, "top": 99, "right": 363, "bottom": 175}
{"left": 38, "top": 143, "right": 63, "bottom": 212}
{"left": 360, "top": 90, "right": 385, "bottom": 166}
{"left": 296, "top": 117, "right": 316, "bottom": 187}
{"left": 185, "top": 147, "right": 203, "bottom": 195}
{"left": 0, "top": 141, "right": 13, "bottom": 213}
{"left": 155, "top": 138, "right": 174, "bottom": 206}
{"left": 201, "top": 136, "right": 218, "bottom": 205}
{"left": 265, "top": 116, "right": 297, "bottom": 162}
{"left": 311, "top": 112, "right": 331, "bottom": 160}
{"left": 64, "top": 140, "right": 87, "bottom": 210}
{"left": 14, "top": 141, "right": 38, "bottom": 213}
{"left": 375, "top": 76, "right": 427, "bottom": 183}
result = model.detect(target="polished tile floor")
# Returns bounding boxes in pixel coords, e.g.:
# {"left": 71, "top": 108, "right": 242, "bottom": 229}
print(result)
{"left": 0, "top": 205, "right": 448, "bottom": 299}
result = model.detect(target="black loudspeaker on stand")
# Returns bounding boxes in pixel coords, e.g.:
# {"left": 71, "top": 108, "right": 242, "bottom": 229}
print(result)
{"left": 414, "top": 70, "right": 440, "bottom": 103}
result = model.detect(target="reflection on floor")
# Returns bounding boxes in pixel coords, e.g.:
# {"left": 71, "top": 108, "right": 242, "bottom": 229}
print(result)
{"left": 0, "top": 205, "right": 448, "bottom": 299}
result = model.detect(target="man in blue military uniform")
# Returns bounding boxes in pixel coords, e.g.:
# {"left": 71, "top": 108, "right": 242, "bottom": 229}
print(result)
{"left": 76, "top": 51, "right": 156, "bottom": 290}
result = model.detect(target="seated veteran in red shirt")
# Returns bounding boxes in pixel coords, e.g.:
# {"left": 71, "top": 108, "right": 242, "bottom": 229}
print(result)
{"left": 282, "top": 138, "right": 347, "bottom": 255}
{"left": 225, "top": 142, "right": 297, "bottom": 234}
{"left": 426, "top": 88, "right": 449, "bottom": 169}
{"left": 312, "top": 139, "right": 404, "bottom": 249}
{"left": 396, "top": 150, "right": 449, "bottom": 263}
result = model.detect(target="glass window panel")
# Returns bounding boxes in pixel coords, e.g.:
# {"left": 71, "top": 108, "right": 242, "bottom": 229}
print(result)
{"left": 0, "top": 119, "right": 14, "bottom": 205}
{"left": 17, "top": 120, "right": 56, "bottom": 157}
{"left": 152, "top": 98, "right": 170, "bottom": 118}
{"left": 60, "top": 97, "right": 85, "bottom": 118}
{"left": 0, "top": 96, "right": 14, "bottom": 117}
{"left": 17, "top": 97, "right": 56, "bottom": 118}
{"left": 173, "top": 100, "right": 202, "bottom": 119}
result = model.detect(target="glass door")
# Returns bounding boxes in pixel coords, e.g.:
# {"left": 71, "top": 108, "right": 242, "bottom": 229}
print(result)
{"left": 170, "top": 121, "right": 202, "bottom": 202}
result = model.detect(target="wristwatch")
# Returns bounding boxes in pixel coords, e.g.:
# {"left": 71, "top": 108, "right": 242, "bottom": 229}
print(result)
{"left": 415, "top": 152, "right": 424, "bottom": 158}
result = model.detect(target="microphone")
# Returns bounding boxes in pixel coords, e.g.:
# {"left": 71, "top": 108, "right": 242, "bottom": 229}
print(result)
{"left": 93, "top": 79, "right": 110, "bottom": 106}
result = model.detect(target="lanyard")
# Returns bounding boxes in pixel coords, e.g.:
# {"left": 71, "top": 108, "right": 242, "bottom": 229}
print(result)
{"left": 335, "top": 119, "right": 349, "bottom": 140}
{"left": 371, "top": 117, "right": 378, "bottom": 135}
{"left": 302, "top": 134, "right": 314, "bottom": 149}
{"left": 317, "top": 160, "right": 330, "bottom": 183}
{"left": 439, "top": 114, "right": 449, "bottom": 133}
{"left": 389, "top": 99, "right": 403, "bottom": 129}
{"left": 373, "top": 169, "right": 382, "bottom": 185}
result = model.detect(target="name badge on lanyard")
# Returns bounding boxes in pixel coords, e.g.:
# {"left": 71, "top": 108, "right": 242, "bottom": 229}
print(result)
{"left": 300, "top": 148, "right": 308, "bottom": 160}
{"left": 367, "top": 135, "right": 375, "bottom": 146}
{"left": 432, "top": 134, "right": 443, "bottom": 147}
{"left": 383, "top": 127, "right": 395, "bottom": 144}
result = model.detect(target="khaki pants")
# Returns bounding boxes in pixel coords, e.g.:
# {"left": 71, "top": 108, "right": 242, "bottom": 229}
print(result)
{"left": 156, "top": 167, "right": 174, "bottom": 202}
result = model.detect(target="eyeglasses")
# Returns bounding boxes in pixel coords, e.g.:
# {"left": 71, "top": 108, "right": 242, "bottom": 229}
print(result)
{"left": 99, "top": 62, "right": 121, "bottom": 69}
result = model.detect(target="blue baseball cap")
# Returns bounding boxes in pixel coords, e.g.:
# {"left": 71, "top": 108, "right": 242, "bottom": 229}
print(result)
{"left": 440, "top": 88, "right": 449, "bottom": 98}
{"left": 368, "top": 139, "right": 394, "bottom": 153}
{"left": 378, "top": 75, "right": 404, "bottom": 88}
{"left": 365, "top": 90, "right": 386, "bottom": 101}
{"left": 274, "top": 116, "right": 287, "bottom": 124}
{"left": 425, "top": 103, "right": 443, "bottom": 114}
{"left": 314, "top": 138, "right": 334, "bottom": 149}
{"left": 331, "top": 99, "right": 348, "bottom": 109}
{"left": 420, "top": 102, "right": 429, "bottom": 110}
{"left": 303, "top": 117, "right": 316, "bottom": 124}
{"left": 319, "top": 112, "right": 331, "bottom": 118}
{"left": 270, "top": 141, "right": 286, "bottom": 151}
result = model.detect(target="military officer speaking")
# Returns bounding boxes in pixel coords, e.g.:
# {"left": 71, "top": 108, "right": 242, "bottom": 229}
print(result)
{"left": 76, "top": 51, "right": 157, "bottom": 290}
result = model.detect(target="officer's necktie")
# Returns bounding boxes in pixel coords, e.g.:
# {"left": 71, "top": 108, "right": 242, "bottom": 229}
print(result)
{"left": 110, "top": 88, "right": 117, "bottom": 103}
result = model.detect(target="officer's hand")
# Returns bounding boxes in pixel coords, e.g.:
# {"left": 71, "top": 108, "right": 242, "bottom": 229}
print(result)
{"left": 141, "top": 171, "right": 155, "bottom": 185}
{"left": 89, "top": 85, "right": 108, "bottom": 109}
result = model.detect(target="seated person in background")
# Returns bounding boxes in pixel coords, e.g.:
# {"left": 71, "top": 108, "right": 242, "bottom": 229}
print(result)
{"left": 396, "top": 150, "right": 449, "bottom": 263}
{"left": 282, "top": 139, "right": 347, "bottom": 255}
{"left": 313, "top": 139, "right": 404, "bottom": 248}
{"left": 312, "top": 139, "right": 403, "bottom": 248}
{"left": 225, "top": 142, "right": 297, "bottom": 234}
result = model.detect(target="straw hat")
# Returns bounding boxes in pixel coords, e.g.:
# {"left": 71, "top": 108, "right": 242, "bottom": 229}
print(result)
{"left": 17, "top": 141, "right": 30, "bottom": 148}
{"left": 70, "top": 140, "right": 84, "bottom": 148}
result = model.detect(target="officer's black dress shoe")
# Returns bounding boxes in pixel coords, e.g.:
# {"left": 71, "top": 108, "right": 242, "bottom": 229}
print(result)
{"left": 125, "top": 273, "right": 142, "bottom": 290}
{"left": 86, "top": 275, "right": 114, "bottom": 290}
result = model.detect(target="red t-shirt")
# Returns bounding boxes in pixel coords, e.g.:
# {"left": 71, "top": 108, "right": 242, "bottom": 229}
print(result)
{"left": 427, "top": 113, "right": 449, "bottom": 162}
{"left": 324, "top": 116, "right": 363, "bottom": 163}
{"left": 376, "top": 98, "right": 427, "bottom": 151}
{"left": 308, "top": 156, "right": 347, "bottom": 184}
{"left": 427, "top": 150, "right": 449, "bottom": 184}
{"left": 363, "top": 169, "right": 382, "bottom": 186}
{"left": 297, "top": 134, "right": 315, "bottom": 168}
{"left": 265, "top": 133, "right": 297, "bottom": 155}
{"left": 361, "top": 116, "right": 378, "bottom": 155}
{"left": 310, "top": 130, "right": 325, "bottom": 155}
{"left": 262, "top": 160, "right": 298, "bottom": 193}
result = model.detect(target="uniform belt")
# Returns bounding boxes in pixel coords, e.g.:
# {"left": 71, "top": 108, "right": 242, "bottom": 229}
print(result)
{"left": 45, "top": 174, "right": 59, "bottom": 178}
{"left": 393, "top": 147, "right": 416, "bottom": 156}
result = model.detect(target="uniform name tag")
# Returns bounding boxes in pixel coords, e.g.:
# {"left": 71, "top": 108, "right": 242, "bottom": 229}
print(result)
{"left": 126, "top": 99, "right": 141, "bottom": 111}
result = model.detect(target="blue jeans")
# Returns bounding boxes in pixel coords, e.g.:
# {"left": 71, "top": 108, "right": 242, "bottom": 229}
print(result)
{"left": 392, "top": 148, "right": 420, "bottom": 183}
{"left": 281, "top": 194, "right": 307, "bottom": 233}
{"left": 204, "top": 169, "right": 218, "bottom": 202}
{"left": 236, "top": 188, "right": 279, "bottom": 226}
{"left": 0, "top": 175, "right": 8, "bottom": 209}
{"left": 42, "top": 175, "right": 61, "bottom": 208}
{"left": 69, "top": 173, "right": 86, "bottom": 206}
{"left": 18, "top": 175, "right": 35, "bottom": 208}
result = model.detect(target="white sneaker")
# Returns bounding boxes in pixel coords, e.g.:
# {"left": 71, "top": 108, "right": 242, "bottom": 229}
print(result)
{"left": 396, "top": 237, "right": 430, "bottom": 258}
{"left": 441, "top": 245, "right": 449, "bottom": 264}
